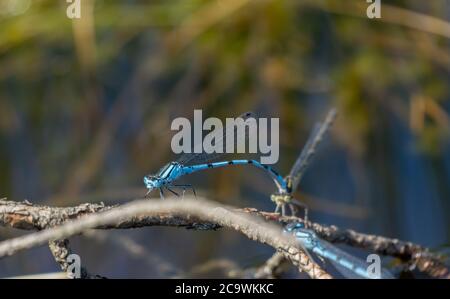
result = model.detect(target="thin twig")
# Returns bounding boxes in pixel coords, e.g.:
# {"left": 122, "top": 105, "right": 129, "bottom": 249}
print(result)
{"left": 48, "top": 239, "right": 106, "bottom": 279}
{"left": 254, "top": 252, "right": 289, "bottom": 279}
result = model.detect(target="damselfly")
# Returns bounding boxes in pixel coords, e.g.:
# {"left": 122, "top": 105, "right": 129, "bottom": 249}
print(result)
{"left": 143, "top": 112, "right": 286, "bottom": 198}
{"left": 271, "top": 109, "right": 337, "bottom": 218}
{"left": 285, "top": 222, "right": 394, "bottom": 279}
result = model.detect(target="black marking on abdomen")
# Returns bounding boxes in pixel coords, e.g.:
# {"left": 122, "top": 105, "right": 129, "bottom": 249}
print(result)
{"left": 207, "top": 163, "right": 213, "bottom": 168}
{"left": 265, "top": 166, "right": 284, "bottom": 182}
{"left": 269, "top": 168, "right": 280, "bottom": 177}
{"left": 228, "top": 161, "right": 234, "bottom": 165}
{"left": 247, "top": 160, "right": 253, "bottom": 164}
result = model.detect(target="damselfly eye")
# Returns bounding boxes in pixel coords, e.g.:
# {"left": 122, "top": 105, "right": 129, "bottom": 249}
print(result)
{"left": 143, "top": 175, "right": 155, "bottom": 184}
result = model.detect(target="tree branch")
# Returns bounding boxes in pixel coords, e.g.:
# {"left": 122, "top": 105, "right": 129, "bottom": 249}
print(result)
{"left": 1, "top": 198, "right": 447, "bottom": 278}
{"left": 0, "top": 198, "right": 332, "bottom": 279}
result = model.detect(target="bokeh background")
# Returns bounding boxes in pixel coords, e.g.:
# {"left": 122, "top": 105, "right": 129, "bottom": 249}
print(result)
{"left": 0, "top": 0, "right": 449, "bottom": 278}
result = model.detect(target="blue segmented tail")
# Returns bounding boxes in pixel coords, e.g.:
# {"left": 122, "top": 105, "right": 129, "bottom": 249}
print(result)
{"left": 181, "top": 159, "right": 287, "bottom": 190}
{"left": 176, "top": 111, "right": 257, "bottom": 166}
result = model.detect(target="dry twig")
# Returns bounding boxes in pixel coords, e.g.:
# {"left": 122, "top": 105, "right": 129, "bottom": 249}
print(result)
{"left": 1, "top": 198, "right": 448, "bottom": 278}
{"left": 0, "top": 198, "right": 332, "bottom": 279}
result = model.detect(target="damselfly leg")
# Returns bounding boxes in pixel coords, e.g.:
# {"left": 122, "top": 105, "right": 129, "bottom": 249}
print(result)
{"left": 170, "top": 184, "right": 197, "bottom": 199}
{"left": 274, "top": 204, "right": 281, "bottom": 214}
{"left": 165, "top": 187, "right": 180, "bottom": 197}
{"left": 272, "top": 195, "right": 308, "bottom": 222}
{"left": 291, "top": 198, "right": 309, "bottom": 225}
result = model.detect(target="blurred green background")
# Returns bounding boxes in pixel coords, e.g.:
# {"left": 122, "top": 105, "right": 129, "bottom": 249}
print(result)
{"left": 0, "top": 0, "right": 449, "bottom": 278}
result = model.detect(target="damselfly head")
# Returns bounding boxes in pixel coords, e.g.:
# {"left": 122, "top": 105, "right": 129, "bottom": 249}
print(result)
{"left": 286, "top": 222, "right": 315, "bottom": 245}
{"left": 143, "top": 175, "right": 159, "bottom": 190}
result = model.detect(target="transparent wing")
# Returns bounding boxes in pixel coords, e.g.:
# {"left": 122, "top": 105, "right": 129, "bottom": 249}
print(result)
{"left": 288, "top": 108, "right": 337, "bottom": 191}
{"left": 328, "top": 259, "right": 366, "bottom": 279}
{"left": 176, "top": 111, "right": 256, "bottom": 165}
{"left": 315, "top": 239, "right": 394, "bottom": 279}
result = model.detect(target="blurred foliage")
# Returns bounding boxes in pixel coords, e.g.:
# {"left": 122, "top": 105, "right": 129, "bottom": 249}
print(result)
{"left": 0, "top": 0, "right": 449, "bottom": 277}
